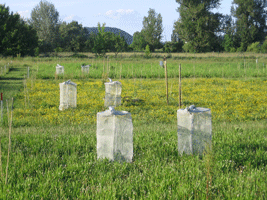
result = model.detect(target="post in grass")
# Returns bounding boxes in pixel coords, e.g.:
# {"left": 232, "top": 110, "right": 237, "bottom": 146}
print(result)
{"left": 5, "top": 97, "right": 13, "bottom": 185}
{"left": 164, "top": 56, "right": 169, "bottom": 105}
{"left": 179, "top": 64, "right": 182, "bottom": 108}
{"left": 1, "top": 93, "right": 3, "bottom": 123}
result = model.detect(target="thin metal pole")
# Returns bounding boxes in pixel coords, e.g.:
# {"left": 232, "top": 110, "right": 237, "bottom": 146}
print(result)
{"left": 120, "top": 64, "right": 122, "bottom": 79}
{"left": 0, "top": 93, "right": 3, "bottom": 123}
{"left": 5, "top": 97, "right": 13, "bottom": 185}
{"left": 179, "top": 64, "right": 182, "bottom": 108}
{"left": 164, "top": 56, "right": 169, "bottom": 105}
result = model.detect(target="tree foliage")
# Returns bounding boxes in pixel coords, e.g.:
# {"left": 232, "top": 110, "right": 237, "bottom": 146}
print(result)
{"left": 29, "top": 0, "right": 60, "bottom": 53}
{"left": 109, "top": 32, "right": 128, "bottom": 57}
{"left": 91, "top": 23, "right": 128, "bottom": 57}
{"left": 163, "top": 41, "right": 183, "bottom": 53}
{"left": 91, "top": 23, "right": 107, "bottom": 57}
{"left": 0, "top": 4, "right": 38, "bottom": 56}
{"left": 141, "top": 8, "right": 163, "bottom": 52}
{"left": 58, "top": 21, "right": 89, "bottom": 52}
{"left": 232, "top": 0, "right": 266, "bottom": 51}
{"left": 174, "top": 0, "right": 222, "bottom": 52}
{"left": 131, "top": 31, "right": 147, "bottom": 51}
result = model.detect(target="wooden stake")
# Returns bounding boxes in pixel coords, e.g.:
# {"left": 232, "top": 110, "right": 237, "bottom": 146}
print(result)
{"left": 1, "top": 93, "right": 3, "bottom": 123}
{"left": 0, "top": 138, "right": 3, "bottom": 180}
{"left": 164, "top": 56, "right": 169, "bottom": 105}
{"left": 132, "top": 65, "right": 134, "bottom": 79}
{"left": 179, "top": 64, "right": 182, "bottom": 108}
{"left": 6, "top": 98, "right": 13, "bottom": 185}
{"left": 151, "top": 63, "right": 153, "bottom": 78}
{"left": 120, "top": 64, "right": 122, "bottom": 79}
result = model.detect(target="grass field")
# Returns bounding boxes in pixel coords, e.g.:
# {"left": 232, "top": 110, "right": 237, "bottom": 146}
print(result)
{"left": 0, "top": 53, "right": 266, "bottom": 199}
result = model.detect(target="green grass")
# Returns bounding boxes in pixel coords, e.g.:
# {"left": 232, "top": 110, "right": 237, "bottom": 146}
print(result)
{"left": 4, "top": 53, "right": 266, "bottom": 80}
{"left": 33, "top": 58, "right": 267, "bottom": 79}
{"left": 0, "top": 121, "right": 266, "bottom": 199}
{"left": 0, "top": 63, "right": 27, "bottom": 111}
{"left": 0, "top": 54, "right": 266, "bottom": 199}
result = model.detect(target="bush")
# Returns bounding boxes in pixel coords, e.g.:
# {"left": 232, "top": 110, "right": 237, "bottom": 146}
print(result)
{"left": 163, "top": 41, "right": 183, "bottom": 53}
{"left": 261, "top": 37, "right": 267, "bottom": 53}
{"left": 230, "top": 47, "right": 236, "bottom": 52}
{"left": 182, "top": 42, "right": 195, "bottom": 53}
{"left": 144, "top": 45, "right": 151, "bottom": 58}
{"left": 247, "top": 42, "right": 260, "bottom": 53}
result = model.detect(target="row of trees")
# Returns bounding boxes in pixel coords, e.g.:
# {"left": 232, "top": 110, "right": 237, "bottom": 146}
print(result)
{"left": 0, "top": 4, "right": 38, "bottom": 56}
{"left": 1, "top": 0, "right": 267, "bottom": 56}
{"left": 130, "top": 0, "right": 267, "bottom": 53}
{"left": 131, "top": 9, "right": 163, "bottom": 52}
{"left": 0, "top": 2, "right": 128, "bottom": 57}
{"left": 171, "top": 0, "right": 267, "bottom": 52}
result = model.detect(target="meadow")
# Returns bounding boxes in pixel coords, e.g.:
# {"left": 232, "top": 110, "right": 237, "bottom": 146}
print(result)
{"left": 0, "top": 52, "right": 266, "bottom": 199}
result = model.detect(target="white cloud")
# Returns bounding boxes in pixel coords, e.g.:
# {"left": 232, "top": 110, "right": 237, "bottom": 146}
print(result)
{"left": 62, "top": 14, "right": 82, "bottom": 22}
{"left": 10, "top": 1, "right": 39, "bottom": 8}
{"left": 93, "top": 9, "right": 143, "bottom": 36}
{"left": 96, "top": 9, "right": 136, "bottom": 20}
{"left": 63, "top": 14, "right": 75, "bottom": 21}
{"left": 16, "top": 10, "right": 30, "bottom": 19}
{"left": 105, "top": 10, "right": 115, "bottom": 16}
{"left": 54, "top": 0, "right": 84, "bottom": 8}
{"left": 116, "top": 9, "right": 134, "bottom": 14}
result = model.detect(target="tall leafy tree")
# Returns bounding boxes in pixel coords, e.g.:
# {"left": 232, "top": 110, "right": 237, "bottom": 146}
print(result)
{"left": 220, "top": 14, "right": 238, "bottom": 52}
{"left": 59, "top": 21, "right": 89, "bottom": 52}
{"left": 142, "top": 8, "right": 163, "bottom": 52}
{"left": 232, "top": 0, "right": 266, "bottom": 51}
{"left": 92, "top": 23, "right": 108, "bottom": 57}
{"left": 109, "top": 32, "right": 128, "bottom": 57}
{"left": 0, "top": 4, "right": 38, "bottom": 56}
{"left": 174, "top": 0, "right": 222, "bottom": 52}
{"left": 131, "top": 31, "right": 147, "bottom": 51}
{"left": 29, "top": 0, "right": 60, "bottom": 53}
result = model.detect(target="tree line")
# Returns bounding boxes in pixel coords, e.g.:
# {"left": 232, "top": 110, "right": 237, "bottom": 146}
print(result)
{"left": 1, "top": 0, "right": 267, "bottom": 57}
{"left": 0, "top": 2, "right": 128, "bottom": 57}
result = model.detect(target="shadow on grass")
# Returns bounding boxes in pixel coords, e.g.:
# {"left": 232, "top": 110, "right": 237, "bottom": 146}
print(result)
{"left": 0, "top": 77, "right": 24, "bottom": 81}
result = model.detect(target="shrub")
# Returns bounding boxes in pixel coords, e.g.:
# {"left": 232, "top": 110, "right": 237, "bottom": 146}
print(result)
{"left": 261, "top": 37, "right": 267, "bottom": 53}
{"left": 163, "top": 41, "right": 183, "bottom": 53}
{"left": 144, "top": 45, "right": 151, "bottom": 58}
{"left": 182, "top": 42, "right": 195, "bottom": 53}
{"left": 247, "top": 42, "right": 260, "bottom": 53}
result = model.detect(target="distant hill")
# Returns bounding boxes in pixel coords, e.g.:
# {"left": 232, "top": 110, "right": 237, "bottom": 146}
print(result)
{"left": 85, "top": 27, "right": 133, "bottom": 45}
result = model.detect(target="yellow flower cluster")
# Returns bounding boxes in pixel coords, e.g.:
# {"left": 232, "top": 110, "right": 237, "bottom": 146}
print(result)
{"left": 13, "top": 78, "right": 267, "bottom": 126}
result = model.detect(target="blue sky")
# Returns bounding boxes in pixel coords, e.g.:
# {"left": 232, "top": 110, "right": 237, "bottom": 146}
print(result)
{"left": 5, "top": 0, "right": 233, "bottom": 41}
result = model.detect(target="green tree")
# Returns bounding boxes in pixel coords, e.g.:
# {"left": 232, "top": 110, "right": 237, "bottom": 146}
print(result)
{"left": 58, "top": 21, "right": 89, "bottom": 52}
{"left": 232, "top": 0, "right": 266, "bottom": 51}
{"left": 261, "top": 36, "right": 267, "bottom": 53}
{"left": 174, "top": 0, "right": 221, "bottom": 52}
{"left": 163, "top": 41, "right": 183, "bottom": 53}
{"left": 131, "top": 31, "right": 147, "bottom": 51}
{"left": 144, "top": 44, "right": 151, "bottom": 57}
{"left": 110, "top": 32, "right": 128, "bottom": 57}
{"left": 171, "top": 28, "right": 180, "bottom": 42}
{"left": 223, "top": 34, "right": 236, "bottom": 52}
{"left": 220, "top": 15, "right": 238, "bottom": 52}
{"left": 142, "top": 8, "right": 163, "bottom": 52}
{"left": 92, "top": 23, "right": 107, "bottom": 57}
{"left": 0, "top": 4, "right": 38, "bottom": 56}
{"left": 29, "top": 0, "right": 60, "bottom": 53}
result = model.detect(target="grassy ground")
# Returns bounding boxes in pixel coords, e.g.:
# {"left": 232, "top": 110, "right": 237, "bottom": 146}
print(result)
{"left": 0, "top": 121, "right": 266, "bottom": 199}
{"left": 0, "top": 54, "right": 266, "bottom": 199}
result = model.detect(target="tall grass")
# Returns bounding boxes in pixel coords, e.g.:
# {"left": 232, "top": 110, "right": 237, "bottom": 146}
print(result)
{"left": 0, "top": 121, "right": 266, "bottom": 199}
{"left": 2, "top": 52, "right": 267, "bottom": 80}
{"left": 31, "top": 58, "right": 267, "bottom": 79}
{"left": 0, "top": 54, "right": 266, "bottom": 198}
